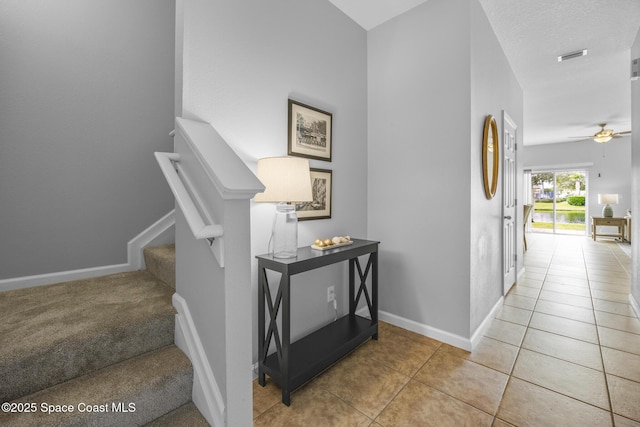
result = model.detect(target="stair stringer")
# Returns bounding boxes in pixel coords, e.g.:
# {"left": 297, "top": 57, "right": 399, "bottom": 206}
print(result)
{"left": 173, "top": 292, "right": 225, "bottom": 427}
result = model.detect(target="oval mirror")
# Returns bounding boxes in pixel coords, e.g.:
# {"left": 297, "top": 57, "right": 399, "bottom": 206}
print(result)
{"left": 482, "top": 115, "right": 499, "bottom": 199}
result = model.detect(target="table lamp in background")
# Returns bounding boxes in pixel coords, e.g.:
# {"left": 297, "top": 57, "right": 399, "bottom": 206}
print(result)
{"left": 597, "top": 194, "right": 618, "bottom": 218}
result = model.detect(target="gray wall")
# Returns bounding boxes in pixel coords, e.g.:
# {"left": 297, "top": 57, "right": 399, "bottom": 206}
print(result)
{"left": 368, "top": 0, "right": 523, "bottom": 340}
{"left": 178, "top": 0, "right": 368, "bottom": 363}
{"left": 0, "top": 0, "right": 176, "bottom": 279}
{"left": 469, "top": 0, "right": 524, "bottom": 333}
{"left": 522, "top": 137, "right": 632, "bottom": 227}
{"left": 632, "top": 29, "right": 640, "bottom": 309}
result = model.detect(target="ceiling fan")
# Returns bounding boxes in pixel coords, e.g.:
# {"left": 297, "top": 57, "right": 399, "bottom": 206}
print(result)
{"left": 571, "top": 123, "right": 631, "bottom": 143}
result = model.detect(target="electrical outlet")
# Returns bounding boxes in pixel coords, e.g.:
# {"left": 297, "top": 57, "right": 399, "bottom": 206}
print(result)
{"left": 327, "top": 286, "right": 335, "bottom": 303}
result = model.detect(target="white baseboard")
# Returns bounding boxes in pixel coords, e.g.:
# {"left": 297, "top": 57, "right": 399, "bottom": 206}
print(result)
{"left": 630, "top": 293, "right": 640, "bottom": 319}
{"left": 375, "top": 310, "right": 473, "bottom": 351}
{"left": 0, "top": 211, "right": 175, "bottom": 292}
{"left": 517, "top": 267, "right": 526, "bottom": 282}
{"left": 129, "top": 210, "right": 176, "bottom": 270}
{"left": 470, "top": 297, "right": 504, "bottom": 350}
{"left": 173, "top": 293, "right": 225, "bottom": 427}
{"left": 359, "top": 298, "right": 503, "bottom": 352}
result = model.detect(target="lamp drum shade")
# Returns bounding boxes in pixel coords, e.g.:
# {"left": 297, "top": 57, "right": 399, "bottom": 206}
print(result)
{"left": 254, "top": 157, "right": 313, "bottom": 203}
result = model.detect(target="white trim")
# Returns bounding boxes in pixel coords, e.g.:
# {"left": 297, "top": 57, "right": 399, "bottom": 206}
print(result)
{"left": 0, "top": 263, "right": 132, "bottom": 292}
{"left": 469, "top": 297, "right": 504, "bottom": 350}
{"left": 173, "top": 293, "right": 225, "bottom": 427}
{"left": 357, "top": 299, "right": 503, "bottom": 352}
{"left": 630, "top": 293, "right": 640, "bottom": 319}
{"left": 526, "top": 162, "right": 594, "bottom": 172}
{"left": 517, "top": 267, "right": 526, "bottom": 282}
{"left": 377, "top": 310, "right": 473, "bottom": 351}
{"left": 130, "top": 210, "right": 176, "bottom": 270}
{"left": 0, "top": 211, "right": 176, "bottom": 292}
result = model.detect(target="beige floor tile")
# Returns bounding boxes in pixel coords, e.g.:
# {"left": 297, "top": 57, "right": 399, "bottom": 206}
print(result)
{"left": 382, "top": 323, "right": 442, "bottom": 348}
{"left": 542, "top": 282, "right": 592, "bottom": 297}
{"left": 593, "top": 299, "right": 638, "bottom": 317}
{"left": 495, "top": 305, "right": 532, "bottom": 326}
{"left": 517, "top": 279, "right": 543, "bottom": 290}
{"left": 589, "top": 280, "right": 630, "bottom": 294}
{"left": 312, "top": 351, "right": 409, "bottom": 419}
{"left": 599, "top": 326, "right": 640, "bottom": 355}
{"left": 492, "top": 418, "right": 515, "bottom": 427}
{"left": 507, "top": 285, "right": 540, "bottom": 299}
{"left": 595, "top": 311, "right": 640, "bottom": 334}
{"left": 529, "top": 312, "right": 599, "bottom": 343}
{"left": 521, "top": 328, "right": 602, "bottom": 370}
{"left": 253, "top": 383, "right": 372, "bottom": 427}
{"left": 601, "top": 347, "right": 640, "bottom": 382}
{"left": 414, "top": 350, "right": 508, "bottom": 415}
{"left": 497, "top": 377, "right": 612, "bottom": 427}
{"left": 523, "top": 271, "right": 546, "bottom": 281}
{"left": 504, "top": 293, "right": 537, "bottom": 310}
{"left": 588, "top": 268, "right": 629, "bottom": 279}
{"left": 614, "top": 414, "right": 640, "bottom": 427}
{"left": 253, "top": 377, "right": 283, "bottom": 419}
{"left": 547, "top": 265, "right": 588, "bottom": 277}
{"left": 533, "top": 299, "right": 595, "bottom": 324}
{"left": 538, "top": 289, "right": 593, "bottom": 309}
{"left": 588, "top": 273, "right": 630, "bottom": 286}
{"left": 608, "top": 374, "right": 640, "bottom": 422}
{"left": 484, "top": 319, "right": 527, "bottom": 346}
{"left": 544, "top": 274, "right": 589, "bottom": 287}
{"left": 512, "top": 349, "right": 609, "bottom": 409}
{"left": 438, "top": 337, "right": 519, "bottom": 374}
{"left": 350, "top": 323, "right": 439, "bottom": 377}
{"left": 522, "top": 265, "right": 547, "bottom": 275}
{"left": 592, "top": 289, "right": 631, "bottom": 303}
{"left": 375, "top": 379, "right": 493, "bottom": 427}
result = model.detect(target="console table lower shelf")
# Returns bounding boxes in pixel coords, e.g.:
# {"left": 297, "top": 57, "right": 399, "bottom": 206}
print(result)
{"left": 262, "top": 315, "right": 375, "bottom": 394}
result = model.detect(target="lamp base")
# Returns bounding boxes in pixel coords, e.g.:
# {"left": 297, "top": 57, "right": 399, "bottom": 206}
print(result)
{"left": 602, "top": 204, "right": 613, "bottom": 218}
{"left": 272, "top": 203, "right": 298, "bottom": 258}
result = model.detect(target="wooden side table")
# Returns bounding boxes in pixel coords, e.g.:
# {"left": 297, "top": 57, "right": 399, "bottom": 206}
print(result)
{"left": 591, "top": 216, "right": 626, "bottom": 241}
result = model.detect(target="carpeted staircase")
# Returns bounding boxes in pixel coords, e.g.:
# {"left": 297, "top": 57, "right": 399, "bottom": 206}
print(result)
{"left": 0, "top": 244, "right": 210, "bottom": 426}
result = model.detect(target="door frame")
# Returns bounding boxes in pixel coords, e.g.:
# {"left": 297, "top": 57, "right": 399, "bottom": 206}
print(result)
{"left": 502, "top": 111, "right": 518, "bottom": 295}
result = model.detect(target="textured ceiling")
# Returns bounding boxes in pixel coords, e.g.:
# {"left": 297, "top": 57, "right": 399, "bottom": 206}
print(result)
{"left": 328, "top": 0, "right": 640, "bottom": 145}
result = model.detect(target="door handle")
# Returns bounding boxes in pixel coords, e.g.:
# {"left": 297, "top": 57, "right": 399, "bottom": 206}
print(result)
{"left": 504, "top": 216, "right": 512, "bottom": 220}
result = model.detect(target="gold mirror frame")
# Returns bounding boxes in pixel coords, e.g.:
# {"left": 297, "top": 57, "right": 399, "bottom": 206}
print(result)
{"left": 482, "top": 115, "right": 499, "bottom": 199}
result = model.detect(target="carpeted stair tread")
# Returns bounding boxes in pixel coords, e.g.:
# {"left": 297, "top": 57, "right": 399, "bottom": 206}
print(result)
{"left": 0, "top": 271, "right": 176, "bottom": 402}
{"left": 144, "top": 402, "right": 210, "bottom": 426}
{"left": 144, "top": 244, "right": 175, "bottom": 289}
{"left": 1, "top": 345, "right": 192, "bottom": 427}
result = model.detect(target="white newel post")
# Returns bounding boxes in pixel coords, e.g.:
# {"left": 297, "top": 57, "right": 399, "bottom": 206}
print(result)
{"left": 162, "top": 117, "right": 264, "bottom": 427}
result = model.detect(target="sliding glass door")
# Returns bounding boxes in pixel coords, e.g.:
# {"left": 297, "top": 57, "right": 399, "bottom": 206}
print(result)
{"left": 531, "top": 170, "right": 587, "bottom": 235}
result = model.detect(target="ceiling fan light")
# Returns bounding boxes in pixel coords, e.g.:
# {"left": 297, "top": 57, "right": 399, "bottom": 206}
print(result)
{"left": 594, "top": 135, "right": 612, "bottom": 143}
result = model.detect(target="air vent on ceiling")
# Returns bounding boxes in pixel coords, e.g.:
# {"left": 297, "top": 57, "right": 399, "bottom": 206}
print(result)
{"left": 632, "top": 58, "right": 639, "bottom": 80}
{"left": 557, "top": 49, "right": 588, "bottom": 62}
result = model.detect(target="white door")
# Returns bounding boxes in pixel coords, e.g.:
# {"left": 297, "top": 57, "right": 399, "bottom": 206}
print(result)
{"left": 503, "top": 111, "right": 517, "bottom": 294}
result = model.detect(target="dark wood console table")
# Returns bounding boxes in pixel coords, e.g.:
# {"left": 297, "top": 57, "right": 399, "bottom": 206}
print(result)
{"left": 256, "top": 238, "right": 379, "bottom": 406}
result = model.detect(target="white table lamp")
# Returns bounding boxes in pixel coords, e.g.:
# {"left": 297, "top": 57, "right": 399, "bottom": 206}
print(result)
{"left": 597, "top": 193, "right": 618, "bottom": 218}
{"left": 255, "top": 157, "right": 313, "bottom": 258}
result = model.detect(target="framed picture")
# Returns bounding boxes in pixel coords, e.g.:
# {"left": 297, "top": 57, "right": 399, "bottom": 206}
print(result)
{"left": 288, "top": 99, "right": 332, "bottom": 162}
{"left": 296, "top": 168, "right": 332, "bottom": 220}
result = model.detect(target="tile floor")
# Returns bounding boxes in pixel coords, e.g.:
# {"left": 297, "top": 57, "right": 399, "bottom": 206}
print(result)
{"left": 253, "top": 233, "right": 640, "bottom": 426}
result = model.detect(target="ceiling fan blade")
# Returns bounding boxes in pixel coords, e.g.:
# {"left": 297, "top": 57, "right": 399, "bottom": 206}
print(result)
{"left": 614, "top": 130, "right": 631, "bottom": 135}
{"left": 568, "top": 136, "right": 593, "bottom": 138}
